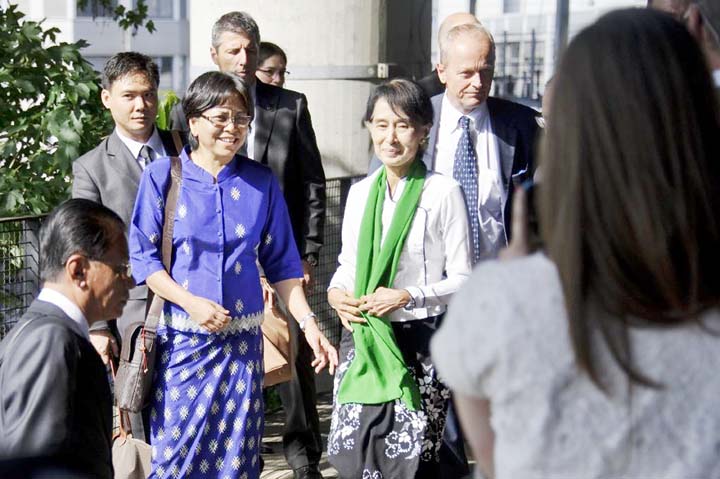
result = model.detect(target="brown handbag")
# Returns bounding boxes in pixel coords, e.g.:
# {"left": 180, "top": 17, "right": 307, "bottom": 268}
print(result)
{"left": 111, "top": 360, "right": 152, "bottom": 479}
{"left": 262, "top": 296, "right": 293, "bottom": 388}
{"left": 114, "top": 156, "right": 181, "bottom": 413}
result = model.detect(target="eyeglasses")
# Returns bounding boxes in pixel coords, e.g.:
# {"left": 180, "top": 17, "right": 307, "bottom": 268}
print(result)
{"left": 257, "top": 68, "right": 290, "bottom": 79}
{"left": 200, "top": 112, "right": 252, "bottom": 129}
{"left": 84, "top": 256, "right": 133, "bottom": 279}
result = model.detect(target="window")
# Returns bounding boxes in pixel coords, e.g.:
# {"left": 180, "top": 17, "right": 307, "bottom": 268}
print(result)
{"left": 503, "top": 0, "right": 522, "bottom": 13}
{"left": 77, "top": 0, "right": 118, "bottom": 18}
{"left": 156, "top": 56, "right": 173, "bottom": 89}
{"left": 86, "top": 56, "right": 110, "bottom": 76}
{"left": 135, "top": 0, "right": 173, "bottom": 19}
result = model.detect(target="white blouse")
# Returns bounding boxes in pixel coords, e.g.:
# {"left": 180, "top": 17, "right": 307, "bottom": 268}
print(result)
{"left": 329, "top": 169, "right": 472, "bottom": 322}
{"left": 432, "top": 253, "right": 720, "bottom": 479}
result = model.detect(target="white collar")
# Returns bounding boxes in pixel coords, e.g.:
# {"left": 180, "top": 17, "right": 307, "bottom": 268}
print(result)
{"left": 440, "top": 93, "right": 490, "bottom": 132}
{"left": 37, "top": 287, "right": 90, "bottom": 340}
{"left": 713, "top": 69, "right": 720, "bottom": 88}
{"left": 115, "top": 126, "right": 165, "bottom": 160}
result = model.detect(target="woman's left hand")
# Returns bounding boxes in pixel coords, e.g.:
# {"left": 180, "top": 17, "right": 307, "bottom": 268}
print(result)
{"left": 303, "top": 319, "right": 339, "bottom": 375}
{"left": 359, "top": 287, "right": 411, "bottom": 317}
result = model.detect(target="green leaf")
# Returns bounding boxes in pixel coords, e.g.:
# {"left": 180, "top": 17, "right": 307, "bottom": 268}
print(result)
{"left": 15, "top": 79, "right": 35, "bottom": 92}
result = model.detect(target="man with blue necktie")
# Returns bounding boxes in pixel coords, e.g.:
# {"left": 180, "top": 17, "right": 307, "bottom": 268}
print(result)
{"left": 432, "top": 23, "right": 539, "bottom": 263}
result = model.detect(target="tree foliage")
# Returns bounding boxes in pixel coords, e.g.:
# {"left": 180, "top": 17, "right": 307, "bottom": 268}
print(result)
{"left": 77, "top": 0, "right": 155, "bottom": 33}
{"left": 0, "top": 4, "right": 113, "bottom": 216}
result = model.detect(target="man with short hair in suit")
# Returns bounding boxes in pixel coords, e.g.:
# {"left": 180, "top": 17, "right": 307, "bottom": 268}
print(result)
{"left": 72, "top": 52, "right": 183, "bottom": 358}
{"left": 72, "top": 51, "right": 184, "bottom": 439}
{"left": 0, "top": 199, "right": 134, "bottom": 478}
{"left": 170, "top": 12, "right": 326, "bottom": 479}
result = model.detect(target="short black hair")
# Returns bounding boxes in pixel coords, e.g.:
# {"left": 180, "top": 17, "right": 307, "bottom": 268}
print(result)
{"left": 212, "top": 11, "right": 260, "bottom": 49}
{"left": 40, "top": 199, "right": 126, "bottom": 283}
{"left": 101, "top": 52, "right": 160, "bottom": 90}
{"left": 182, "top": 71, "right": 254, "bottom": 150}
{"left": 364, "top": 78, "right": 433, "bottom": 128}
{"left": 259, "top": 42, "right": 287, "bottom": 66}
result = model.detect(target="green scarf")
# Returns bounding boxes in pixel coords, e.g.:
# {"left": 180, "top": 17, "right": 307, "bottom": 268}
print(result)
{"left": 337, "top": 160, "right": 426, "bottom": 411}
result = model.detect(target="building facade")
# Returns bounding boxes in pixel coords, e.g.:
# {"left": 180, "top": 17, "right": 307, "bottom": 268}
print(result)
{"left": 434, "top": 0, "right": 645, "bottom": 101}
{"left": 9, "top": 0, "right": 189, "bottom": 93}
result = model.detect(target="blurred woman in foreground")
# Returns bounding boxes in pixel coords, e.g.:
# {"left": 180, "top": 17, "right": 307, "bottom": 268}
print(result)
{"left": 432, "top": 8, "right": 720, "bottom": 479}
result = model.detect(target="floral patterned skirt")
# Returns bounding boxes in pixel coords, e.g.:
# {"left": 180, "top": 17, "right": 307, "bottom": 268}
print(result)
{"left": 327, "top": 317, "right": 450, "bottom": 479}
{"left": 148, "top": 325, "right": 264, "bottom": 479}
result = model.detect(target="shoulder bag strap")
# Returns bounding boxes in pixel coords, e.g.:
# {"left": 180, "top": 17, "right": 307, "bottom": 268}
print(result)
{"left": 170, "top": 130, "right": 184, "bottom": 156}
{"left": 143, "top": 156, "right": 182, "bottom": 337}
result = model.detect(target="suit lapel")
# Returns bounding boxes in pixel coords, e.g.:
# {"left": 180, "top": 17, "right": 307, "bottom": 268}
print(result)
{"left": 488, "top": 99, "right": 517, "bottom": 194}
{"left": 423, "top": 94, "right": 443, "bottom": 170}
{"left": 253, "top": 81, "right": 279, "bottom": 164}
{"left": 106, "top": 131, "right": 142, "bottom": 187}
{"left": 158, "top": 128, "right": 184, "bottom": 156}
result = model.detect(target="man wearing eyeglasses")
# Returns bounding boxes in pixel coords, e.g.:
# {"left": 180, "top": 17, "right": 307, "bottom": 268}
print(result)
{"left": 170, "top": 11, "right": 326, "bottom": 479}
{"left": 0, "top": 199, "right": 133, "bottom": 478}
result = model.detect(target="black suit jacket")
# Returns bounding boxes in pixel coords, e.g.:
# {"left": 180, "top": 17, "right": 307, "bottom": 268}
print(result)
{"left": 369, "top": 94, "right": 539, "bottom": 240}
{"left": 170, "top": 81, "right": 326, "bottom": 257}
{"left": 417, "top": 69, "right": 445, "bottom": 98}
{"left": 71, "top": 129, "right": 183, "bottom": 337}
{"left": 0, "top": 300, "right": 113, "bottom": 478}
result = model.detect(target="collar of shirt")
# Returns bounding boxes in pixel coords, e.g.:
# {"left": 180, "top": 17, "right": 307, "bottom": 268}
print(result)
{"left": 713, "top": 69, "right": 720, "bottom": 88}
{"left": 180, "top": 145, "right": 241, "bottom": 184}
{"left": 439, "top": 93, "right": 490, "bottom": 137}
{"left": 116, "top": 126, "right": 167, "bottom": 161}
{"left": 37, "top": 287, "right": 90, "bottom": 340}
{"left": 245, "top": 82, "right": 258, "bottom": 160}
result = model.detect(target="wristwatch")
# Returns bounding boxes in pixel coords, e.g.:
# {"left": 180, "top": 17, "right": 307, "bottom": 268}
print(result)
{"left": 303, "top": 253, "right": 319, "bottom": 268}
{"left": 299, "top": 312, "right": 316, "bottom": 331}
{"left": 403, "top": 290, "right": 416, "bottom": 311}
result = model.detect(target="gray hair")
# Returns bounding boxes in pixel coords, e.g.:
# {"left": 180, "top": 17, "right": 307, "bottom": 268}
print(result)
{"left": 211, "top": 11, "right": 260, "bottom": 49}
{"left": 440, "top": 23, "right": 496, "bottom": 65}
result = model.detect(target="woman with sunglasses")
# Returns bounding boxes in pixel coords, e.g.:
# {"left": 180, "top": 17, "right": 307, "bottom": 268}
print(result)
{"left": 129, "top": 71, "right": 337, "bottom": 479}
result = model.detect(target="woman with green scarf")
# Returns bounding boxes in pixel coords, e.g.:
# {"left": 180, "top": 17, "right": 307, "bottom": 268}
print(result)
{"left": 326, "top": 79, "right": 472, "bottom": 478}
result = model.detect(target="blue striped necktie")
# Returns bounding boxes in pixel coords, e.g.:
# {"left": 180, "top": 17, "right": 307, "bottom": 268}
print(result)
{"left": 453, "top": 116, "right": 481, "bottom": 264}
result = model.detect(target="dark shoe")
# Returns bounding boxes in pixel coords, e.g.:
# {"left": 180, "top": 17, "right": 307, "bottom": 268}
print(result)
{"left": 293, "top": 465, "right": 323, "bottom": 479}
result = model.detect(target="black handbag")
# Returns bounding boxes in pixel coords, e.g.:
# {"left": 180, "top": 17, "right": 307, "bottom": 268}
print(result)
{"left": 114, "top": 156, "right": 181, "bottom": 413}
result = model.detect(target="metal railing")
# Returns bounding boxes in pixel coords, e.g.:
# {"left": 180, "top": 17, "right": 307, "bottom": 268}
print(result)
{"left": 0, "top": 176, "right": 362, "bottom": 344}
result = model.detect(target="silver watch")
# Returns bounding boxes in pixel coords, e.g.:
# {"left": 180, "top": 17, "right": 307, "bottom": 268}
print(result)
{"left": 299, "top": 312, "right": 316, "bottom": 331}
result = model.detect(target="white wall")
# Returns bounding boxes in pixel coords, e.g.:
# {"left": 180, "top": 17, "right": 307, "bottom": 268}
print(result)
{"left": 187, "top": 0, "right": 389, "bottom": 177}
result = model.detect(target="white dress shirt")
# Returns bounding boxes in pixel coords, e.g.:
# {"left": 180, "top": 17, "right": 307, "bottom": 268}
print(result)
{"left": 36, "top": 287, "right": 90, "bottom": 340}
{"left": 116, "top": 126, "right": 168, "bottom": 170}
{"left": 245, "top": 82, "right": 258, "bottom": 160}
{"left": 713, "top": 69, "right": 720, "bottom": 88}
{"left": 434, "top": 94, "right": 507, "bottom": 259}
{"left": 329, "top": 169, "right": 472, "bottom": 322}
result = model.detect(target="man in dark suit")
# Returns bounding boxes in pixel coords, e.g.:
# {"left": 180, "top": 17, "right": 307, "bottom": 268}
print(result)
{"left": 72, "top": 52, "right": 183, "bottom": 360}
{"left": 0, "top": 199, "right": 134, "bottom": 479}
{"left": 170, "top": 12, "right": 326, "bottom": 479}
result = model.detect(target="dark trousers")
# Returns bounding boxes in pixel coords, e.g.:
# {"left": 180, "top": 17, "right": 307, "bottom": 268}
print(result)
{"left": 436, "top": 312, "right": 470, "bottom": 479}
{"left": 439, "top": 398, "right": 471, "bottom": 478}
{"left": 277, "top": 313, "right": 323, "bottom": 470}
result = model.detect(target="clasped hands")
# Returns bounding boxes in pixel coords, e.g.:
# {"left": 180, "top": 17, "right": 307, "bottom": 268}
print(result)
{"left": 328, "top": 287, "right": 411, "bottom": 332}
